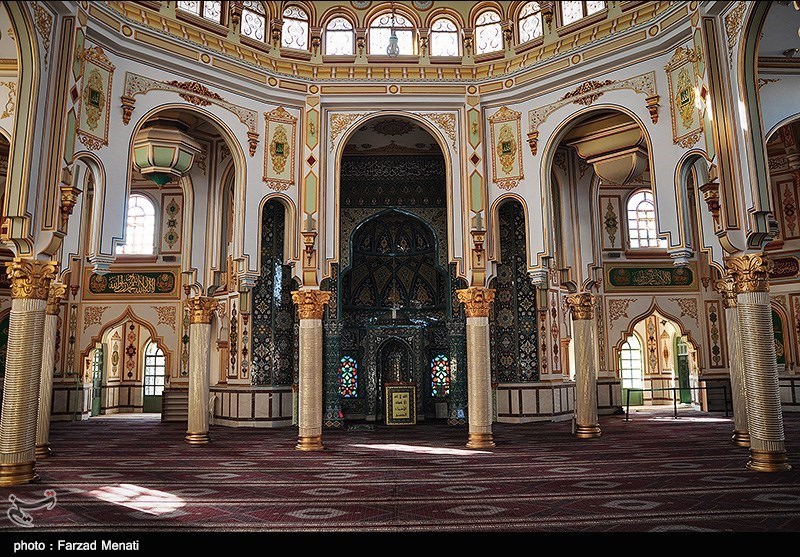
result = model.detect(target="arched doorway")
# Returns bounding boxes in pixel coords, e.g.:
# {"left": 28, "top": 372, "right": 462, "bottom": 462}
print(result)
{"left": 616, "top": 312, "right": 699, "bottom": 410}
{"left": 330, "top": 115, "right": 461, "bottom": 424}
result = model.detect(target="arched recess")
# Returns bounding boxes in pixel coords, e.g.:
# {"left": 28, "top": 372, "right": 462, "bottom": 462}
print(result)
{"left": 70, "top": 153, "right": 107, "bottom": 266}
{"left": 538, "top": 105, "right": 657, "bottom": 290}
{"left": 116, "top": 104, "right": 247, "bottom": 294}
{"left": 80, "top": 306, "right": 175, "bottom": 375}
{"left": 327, "top": 111, "right": 463, "bottom": 282}
{"left": 612, "top": 300, "right": 701, "bottom": 364}
{"left": 255, "top": 193, "right": 298, "bottom": 273}
{"left": 674, "top": 150, "right": 724, "bottom": 272}
{"left": 737, "top": 2, "right": 775, "bottom": 247}
{"left": 1, "top": 2, "right": 39, "bottom": 255}
{"left": 771, "top": 302, "right": 791, "bottom": 370}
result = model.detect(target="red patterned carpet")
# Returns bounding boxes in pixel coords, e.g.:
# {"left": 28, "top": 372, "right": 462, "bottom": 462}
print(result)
{"left": 1, "top": 408, "right": 799, "bottom": 533}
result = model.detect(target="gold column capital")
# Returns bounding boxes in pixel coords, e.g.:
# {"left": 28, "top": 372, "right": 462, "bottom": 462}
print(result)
{"left": 726, "top": 253, "right": 771, "bottom": 294}
{"left": 187, "top": 296, "right": 218, "bottom": 324}
{"left": 456, "top": 287, "right": 495, "bottom": 318}
{"left": 291, "top": 289, "right": 331, "bottom": 320}
{"left": 5, "top": 258, "right": 58, "bottom": 300}
{"left": 714, "top": 275, "right": 737, "bottom": 308}
{"left": 46, "top": 282, "right": 68, "bottom": 315}
{"left": 566, "top": 292, "right": 595, "bottom": 320}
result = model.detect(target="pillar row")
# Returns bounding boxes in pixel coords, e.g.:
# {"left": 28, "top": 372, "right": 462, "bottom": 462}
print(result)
{"left": 727, "top": 254, "right": 790, "bottom": 472}
{"left": 716, "top": 276, "right": 750, "bottom": 448}
{"left": 185, "top": 297, "right": 218, "bottom": 445}
{"left": 567, "top": 292, "right": 601, "bottom": 439}
{"left": 0, "top": 258, "right": 57, "bottom": 486}
{"left": 457, "top": 287, "right": 495, "bottom": 449}
{"left": 35, "top": 282, "right": 68, "bottom": 458}
{"left": 292, "top": 290, "right": 331, "bottom": 451}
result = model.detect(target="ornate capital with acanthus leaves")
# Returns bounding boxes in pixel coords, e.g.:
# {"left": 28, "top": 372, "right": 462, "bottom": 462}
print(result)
{"left": 456, "top": 287, "right": 495, "bottom": 318}
{"left": 5, "top": 258, "right": 58, "bottom": 301}
{"left": 566, "top": 292, "right": 595, "bottom": 321}
{"left": 714, "top": 275, "right": 737, "bottom": 308}
{"left": 726, "top": 253, "right": 772, "bottom": 294}
{"left": 46, "top": 282, "right": 68, "bottom": 315}
{"left": 187, "top": 296, "right": 219, "bottom": 324}
{"left": 291, "top": 290, "right": 331, "bottom": 320}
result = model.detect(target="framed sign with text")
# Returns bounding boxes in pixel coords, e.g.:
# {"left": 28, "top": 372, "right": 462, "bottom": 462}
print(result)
{"left": 385, "top": 382, "right": 416, "bottom": 426}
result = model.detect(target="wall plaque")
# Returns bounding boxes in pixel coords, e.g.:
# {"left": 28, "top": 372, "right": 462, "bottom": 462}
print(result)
{"left": 385, "top": 382, "right": 416, "bottom": 425}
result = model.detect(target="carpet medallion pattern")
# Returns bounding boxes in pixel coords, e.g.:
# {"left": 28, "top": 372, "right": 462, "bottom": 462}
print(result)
{"left": 0, "top": 410, "right": 798, "bottom": 532}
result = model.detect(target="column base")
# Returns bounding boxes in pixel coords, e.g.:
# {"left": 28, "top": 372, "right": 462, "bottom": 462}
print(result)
{"left": 747, "top": 449, "right": 792, "bottom": 472}
{"left": 35, "top": 444, "right": 52, "bottom": 458}
{"left": 185, "top": 432, "right": 210, "bottom": 445}
{"left": 0, "top": 462, "right": 39, "bottom": 486}
{"left": 466, "top": 432, "right": 495, "bottom": 449}
{"left": 732, "top": 430, "right": 750, "bottom": 448}
{"left": 296, "top": 435, "right": 324, "bottom": 451}
{"left": 575, "top": 424, "right": 602, "bottom": 439}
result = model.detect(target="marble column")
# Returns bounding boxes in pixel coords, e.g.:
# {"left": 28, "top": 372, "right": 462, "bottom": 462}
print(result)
{"left": 0, "top": 258, "right": 57, "bottom": 486}
{"left": 35, "top": 282, "right": 67, "bottom": 458}
{"left": 292, "top": 290, "right": 331, "bottom": 451}
{"left": 567, "top": 292, "right": 601, "bottom": 439}
{"left": 185, "top": 296, "right": 218, "bottom": 445}
{"left": 727, "top": 254, "right": 791, "bottom": 471}
{"left": 716, "top": 276, "right": 750, "bottom": 447}
{"left": 457, "top": 287, "right": 495, "bottom": 449}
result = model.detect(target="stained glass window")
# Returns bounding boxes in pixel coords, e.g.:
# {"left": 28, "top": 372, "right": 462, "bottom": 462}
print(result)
{"left": 282, "top": 6, "right": 309, "bottom": 50}
{"left": 561, "top": 1, "right": 606, "bottom": 25}
{"left": 627, "top": 190, "right": 665, "bottom": 248}
{"left": 430, "top": 18, "right": 459, "bottom": 57}
{"left": 117, "top": 194, "right": 156, "bottom": 255}
{"left": 339, "top": 356, "right": 358, "bottom": 398}
{"left": 475, "top": 10, "right": 502, "bottom": 55}
{"left": 325, "top": 17, "right": 354, "bottom": 55}
{"left": 241, "top": 1, "right": 267, "bottom": 42}
{"left": 518, "top": 2, "right": 543, "bottom": 43}
{"left": 619, "top": 334, "right": 644, "bottom": 390}
{"left": 177, "top": 1, "right": 222, "bottom": 24}
{"left": 369, "top": 12, "right": 414, "bottom": 55}
{"left": 431, "top": 355, "right": 450, "bottom": 397}
{"left": 143, "top": 342, "right": 166, "bottom": 397}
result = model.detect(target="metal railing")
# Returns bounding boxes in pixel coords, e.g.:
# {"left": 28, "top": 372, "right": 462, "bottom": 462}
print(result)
{"left": 624, "top": 385, "right": 731, "bottom": 421}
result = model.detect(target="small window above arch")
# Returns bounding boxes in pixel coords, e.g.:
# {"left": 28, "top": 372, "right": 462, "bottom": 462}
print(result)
{"left": 241, "top": 1, "right": 267, "bottom": 42}
{"left": 325, "top": 16, "right": 355, "bottom": 56}
{"left": 177, "top": 1, "right": 223, "bottom": 24}
{"left": 282, "top": 5, "right": 309, "bottom": 51}
{"left": 560, "top": 1, "right": 606, "bottom": 26}
{"left": 430, "top": 18, "right": 460, "bottom": 57}
{"left": 475, "top": 10, "right": 503, "bottom": 55}
{"left": 518, "top": 2, "right": 544, "bottom": 44}
{"left": 117, "top": 194, "right": 156, "bottom": 255}
{"left": 368, "top": 11, "right": 415, "bottom": 55}
{"left": 626, "top": 190, "right": 666, "bottom": 249}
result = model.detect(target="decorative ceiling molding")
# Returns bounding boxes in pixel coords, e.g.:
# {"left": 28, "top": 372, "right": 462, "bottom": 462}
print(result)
{"left": 723, "top": 2, "right": 747, "bottom": 68}
{"left": 32, "top": 3, "right": 54, "bottom": 69}
{"left": 121, "top": 72, "right": 259, "bottom": 156}
{"left": 526, "top": 72, "right": 657, "bottom": 156}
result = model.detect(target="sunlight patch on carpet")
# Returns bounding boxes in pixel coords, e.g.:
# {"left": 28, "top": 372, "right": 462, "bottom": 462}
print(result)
{"left": 349, "top": 443, "right": 492, "bottom": 455}
{"left": 87, "top": 484, "right": 185, "bottom": 516}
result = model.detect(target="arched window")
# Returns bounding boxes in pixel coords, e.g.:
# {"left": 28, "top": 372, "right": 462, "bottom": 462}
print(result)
{"left": 518, "top": 2, "right": 543, "bottom": 43}
{"left": 431, "top": 355, "right": 450, "bottom": 397}
{"left": 369, "top": 12, "right": 414, "bottom": 55}
{"left": 325, "top": 17, "right": 355, "bottom": 55}
{"left": 177, "top": 1, "right": 223, "bottom": 24}
{"left": 475, "top": 10, "right": 502, "bottom": 55}
{"left": 117, "top": 194, "right": 156, "bottom": 255}
{"left": 281, "top": 6, "right": 309, "bottom": 50}
{"left": 627, "top": 190, "right": 665, "bottom": 249}
{"left": 241, "top": 1, "right": 267, "bottom": 42}
{"left": 430, "top": 18, "right": 459, "bottom": 57}
{"left": 561, "top": 1, "right": 606, "bottom": 26}
{"left": 619, "top": 334, "right": 643, "bottom": 390}
{"left": 339, "top": 356, "right": 358, "bottom": 398}
{"left": 144, "top": 342, "right": 166, "bottom": 397}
